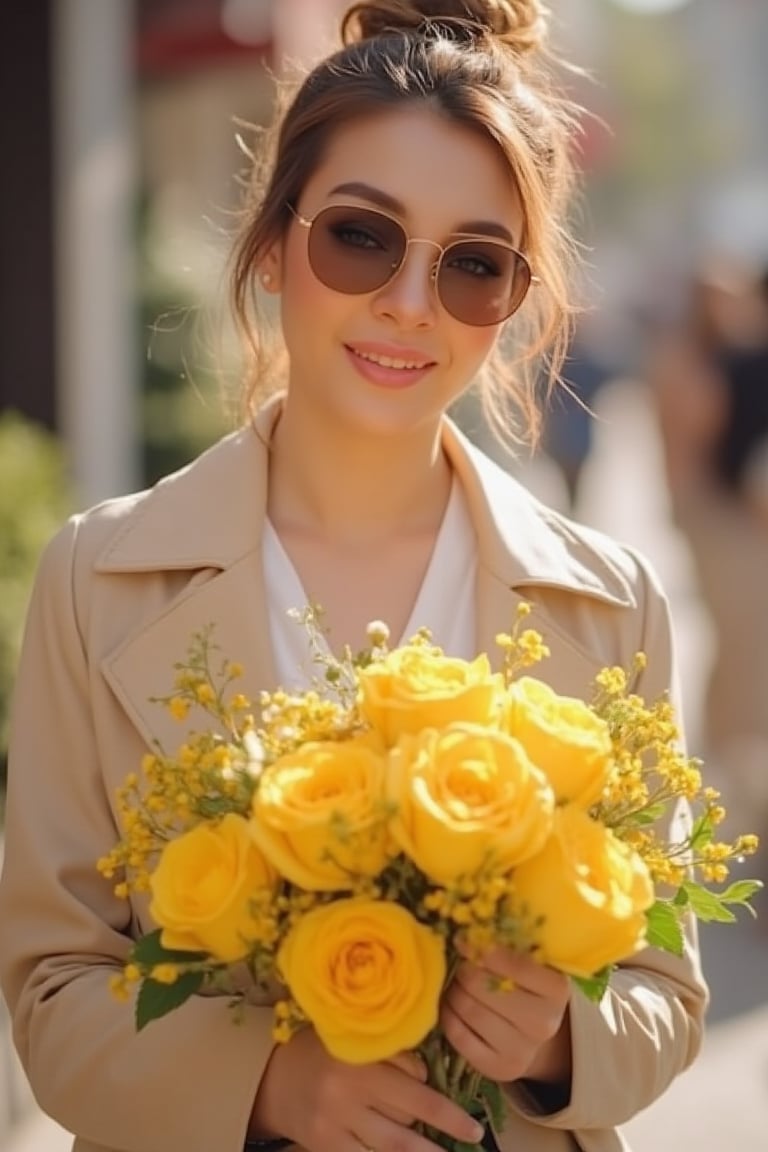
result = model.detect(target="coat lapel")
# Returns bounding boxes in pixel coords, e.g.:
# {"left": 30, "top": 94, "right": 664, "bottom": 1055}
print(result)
{"left": 98, "top": 404, "right": 282, "bottom": 753}
{"left": 473, "top": 561, "right": 621, "bottom": 698}
{"left": 443, "top": 417, "right": 636, "bottom": 698}
{"left": 101, "top": 556, "right": 278, "bottom": 754}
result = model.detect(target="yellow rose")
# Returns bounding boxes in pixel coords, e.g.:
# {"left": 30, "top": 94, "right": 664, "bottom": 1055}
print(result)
{"left": 278, "top": 897, "right": 446, "bottom": 1063}
{"left": 505, "top": 676, "right": 614, "bottom": 807}
{"left": 510, "top": 805, "right": 654, "bottom": 977}
{"left": 359, "top": 646, "right": 504, "bottom": 747}
{"left": 387, "top": 723, "right": 554, "bottom": 884}
{"left": 149, "top": 813, "right": 275, "bottom": 963}
{"left": 250, "top": 736, "right": 391, "bottom": 891}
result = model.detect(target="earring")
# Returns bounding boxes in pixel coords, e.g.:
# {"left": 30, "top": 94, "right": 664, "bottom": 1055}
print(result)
{"left": 261, "top": 272, "right": 272, "bottom": 287}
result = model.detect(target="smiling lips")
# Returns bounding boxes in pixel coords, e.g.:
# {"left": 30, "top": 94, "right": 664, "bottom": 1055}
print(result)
{"left": 353, "top": 347, "right": 432, "bottom": 370}
{"left": 345, "top": 340, "right": 435, "bottom": 391}
{"left": 345, "top": 342, "right": 436, "bottom": 388}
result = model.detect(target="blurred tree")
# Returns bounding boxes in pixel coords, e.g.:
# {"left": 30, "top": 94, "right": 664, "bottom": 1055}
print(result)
{"left": 0, "top": 413, "right": 73, "bottom": 810}
{"left": 140, "top": 276, "right": 228, "bottom": 485}
{"left": 138, "top": 198, "right": 231, "bottom": 486}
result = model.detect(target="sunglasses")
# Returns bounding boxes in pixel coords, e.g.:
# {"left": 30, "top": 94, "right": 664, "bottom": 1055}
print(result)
{"left": 288, "top": 203, "right": 534, "bottom": 327}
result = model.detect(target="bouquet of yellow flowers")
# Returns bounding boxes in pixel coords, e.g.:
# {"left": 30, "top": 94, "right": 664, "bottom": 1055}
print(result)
{"left": 99, "top": 604, "right": 761, "bottom": 1147}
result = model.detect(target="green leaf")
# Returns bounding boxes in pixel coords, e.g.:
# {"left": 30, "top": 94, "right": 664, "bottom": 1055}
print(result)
{"left": 628, "top": 803, "right": 668, "bottom": 826}
{"left": 644, "top": 900, "right": 685, "bottom": 955}
{"left": 130, "top": 929, "right": 207, "bottom": 967}
{"left": 688, "top": 814, "right": 714, "bottom": 850}
{"left": 571, "top": 968, "right": 612, "bottom": 1002}
{"left": 680, "top": 881, "right": 737, "bottom": 923}
{"left": 136, "top": 970, "right": 204, "bottom": 1031}
{"left": 716, "top": 879, "right": 764, "bottom": 908}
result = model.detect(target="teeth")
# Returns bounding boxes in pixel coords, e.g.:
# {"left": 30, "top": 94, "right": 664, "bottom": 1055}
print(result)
{"left": 355, "top": 349, "right": 427, "bottom": 370}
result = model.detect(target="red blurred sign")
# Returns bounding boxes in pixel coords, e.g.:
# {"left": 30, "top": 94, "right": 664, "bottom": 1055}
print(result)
{"left": 136, "top": 0, "right": 270, "bottom": 75}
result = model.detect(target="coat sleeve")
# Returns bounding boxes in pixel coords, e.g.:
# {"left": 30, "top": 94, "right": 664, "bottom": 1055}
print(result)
{"left": 503, "top": 547, "right": 710, "bottom": 1136}
{"left": 0, "top": 520, "right": 276, "bottom": 1152}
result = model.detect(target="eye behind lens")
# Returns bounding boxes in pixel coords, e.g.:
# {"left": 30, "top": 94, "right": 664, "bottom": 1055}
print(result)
{"left": 437, "top": 241, "right": 530, "bottom": 326}
{"left": 309, "top": 205, "right": 407, "bottom": 296}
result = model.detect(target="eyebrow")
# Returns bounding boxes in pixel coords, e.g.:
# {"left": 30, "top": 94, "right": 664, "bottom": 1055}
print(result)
{"left": 328, "top": 181, "right": 517, "bottom": 245}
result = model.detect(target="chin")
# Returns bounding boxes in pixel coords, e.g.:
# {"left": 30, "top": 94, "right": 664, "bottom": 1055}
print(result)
{"left": 335, "top": 391, "right": 444, "bottom": 441}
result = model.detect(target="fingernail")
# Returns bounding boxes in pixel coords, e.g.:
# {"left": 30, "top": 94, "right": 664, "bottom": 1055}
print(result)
{"left": 472, "top": 1121, "right": 485, "bottom": 1141}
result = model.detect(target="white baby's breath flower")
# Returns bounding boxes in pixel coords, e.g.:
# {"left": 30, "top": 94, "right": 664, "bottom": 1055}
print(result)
{"left": 366, "top": 620, "right": 390, "bottom": 647}
{"left": 244, "top": 729, "right": 266, "bottom": 778}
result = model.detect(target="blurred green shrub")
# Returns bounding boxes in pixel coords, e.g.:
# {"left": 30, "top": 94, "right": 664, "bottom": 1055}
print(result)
{"left": 0, "top": 412, "right": 73, "bottom": 806}
{"left": 137, "top": 193, "right": 232, "bottom": 487}
{"left": 140, "top": 282, "right": 229, "bottom": 486}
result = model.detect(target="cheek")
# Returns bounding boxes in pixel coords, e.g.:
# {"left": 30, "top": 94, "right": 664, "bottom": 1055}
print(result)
{"left": 279, "top": 238, "right": 351, "bottom": 351}
{"left": 448, "top": 322, "right": 501, "bottom": 381}
{"left": 281, "top": 236, "right": 322, "bottom": 312}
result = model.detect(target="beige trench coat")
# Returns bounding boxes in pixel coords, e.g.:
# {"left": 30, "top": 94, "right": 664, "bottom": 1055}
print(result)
{"left": 0, "top": 406, "right": 707, "bottom": 1152}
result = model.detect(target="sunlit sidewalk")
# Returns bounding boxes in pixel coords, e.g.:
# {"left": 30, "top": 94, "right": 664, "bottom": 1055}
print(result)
{"left": 624, "top": 1004, "right": 768, "bottom": 1151}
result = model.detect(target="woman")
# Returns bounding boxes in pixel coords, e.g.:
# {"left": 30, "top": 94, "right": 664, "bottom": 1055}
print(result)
{"left": 650, "top": 261, "right": 768, "bottom": 844}
{"left": 0, "top": 3, "right": 707, "bottom": 1152}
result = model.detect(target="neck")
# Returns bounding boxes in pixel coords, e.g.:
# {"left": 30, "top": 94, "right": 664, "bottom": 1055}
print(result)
{"left": 266, "top": 397, "right": 452, "bottom": 544}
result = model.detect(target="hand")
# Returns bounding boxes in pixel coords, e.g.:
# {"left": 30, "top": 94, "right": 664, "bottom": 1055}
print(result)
{"left": 250, "top": 1025, "right": 486, "bottom": 1152}
{"left": 440, "top": 944, "right": 572, "bottom": 1084}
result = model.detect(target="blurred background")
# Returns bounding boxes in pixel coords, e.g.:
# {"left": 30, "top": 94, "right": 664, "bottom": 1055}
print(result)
{"left": 1, "top": 1, "right": 767, "bottom": 1149}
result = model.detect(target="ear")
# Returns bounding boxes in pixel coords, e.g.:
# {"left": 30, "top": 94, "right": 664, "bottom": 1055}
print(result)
{"left": 259, "top": 243, "right": 283, "bottom": 293}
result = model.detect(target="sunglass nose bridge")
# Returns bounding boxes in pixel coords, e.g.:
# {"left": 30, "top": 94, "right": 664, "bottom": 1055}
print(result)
{"left": 398, "top": 236, "right": 443, "bottom": 283}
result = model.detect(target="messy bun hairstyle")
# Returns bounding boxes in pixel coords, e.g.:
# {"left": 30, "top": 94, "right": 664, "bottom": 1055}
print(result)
{"left": 343, "top": 0, "right": 547, "bottom": 57}
{"left": 231, "top": 0, "right": 581, "bottom": 446}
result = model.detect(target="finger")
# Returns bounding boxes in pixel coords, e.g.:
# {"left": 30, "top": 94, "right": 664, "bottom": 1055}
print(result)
{"left": 387, "top": 1051, "right": 428, "bottom": 1081}
{"left": 440, "top": 1000, "right": 517, "bottom": 1081}
{"left": 452, "top": 960, "right": 508, "bottom": 1003}
{"left": 356, "top": 1103, "right": 484, "bottom": 1152}
{"left": 457, "top": 948, "right": 568, "bottom": 1004}
{"left": 373, "top": 1069, "right": 485, "bottom": 1146}
{"left": 369, "top": 1063, "right": 484, "bottom": 1142}
{"left": 408, "top": 1080, "right": 485, "bottom": 1146}
{"left": 371, "top": 1091, "right": 417, "bottom": 1127}
{"left": 459, "top": 946, "right": 520, "bottom": 983}
{"left": 443, "top": 980, "right": 511, "bottom": 1054}
{"left": 449, "top": 965, "right": 568, "bottom": 1048}
{"left": 364, "top": 1059, "right": 425, "bottom": 1127}
{"left": 371, "top": 1056, "right": 427, "bottom": 1124}
{"left": 448, "top": 975, "right": 509, "bottom": 1028}
{"left": 472, "top": 947, "right": 566, "bottom": 997}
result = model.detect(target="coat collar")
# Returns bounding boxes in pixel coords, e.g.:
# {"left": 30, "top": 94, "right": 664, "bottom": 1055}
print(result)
{"left": 96, "top": 397, "right": 634, "bottom": 610}
{"left": 99, "top": 399, "right": 635, "bottom": 754}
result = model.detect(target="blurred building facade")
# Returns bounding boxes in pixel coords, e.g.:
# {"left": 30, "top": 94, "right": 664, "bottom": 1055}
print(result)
{"left": 1, "top": 0, "right": 767, "bottom": 504}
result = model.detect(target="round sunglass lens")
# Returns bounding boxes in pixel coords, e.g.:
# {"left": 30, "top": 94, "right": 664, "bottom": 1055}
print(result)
{"left": 308, "top": 206, "right": 407, "bottom": 295}
{"left": 437, "top": 241, "right": 531, "bottom": 326}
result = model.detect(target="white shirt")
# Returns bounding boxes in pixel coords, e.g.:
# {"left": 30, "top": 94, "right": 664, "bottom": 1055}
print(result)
{"left": 263, "top": 476, "right": 478, "bottom": 689}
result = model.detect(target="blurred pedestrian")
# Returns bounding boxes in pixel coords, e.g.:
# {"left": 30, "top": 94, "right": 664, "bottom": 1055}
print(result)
{"left": 541, "top": 318, "right": 614, "bottom": 510}
{"left": 649, "top": 257, "right": 768, "bottom": 844}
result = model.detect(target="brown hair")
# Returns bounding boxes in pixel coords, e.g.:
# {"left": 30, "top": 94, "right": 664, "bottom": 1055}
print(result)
{"left": 230, "top": 0, "right": 582, "bottom": 446}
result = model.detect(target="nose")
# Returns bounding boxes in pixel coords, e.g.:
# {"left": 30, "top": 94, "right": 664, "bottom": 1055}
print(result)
{"left": 371, "top": 240, "right": 440, "bottom": 330}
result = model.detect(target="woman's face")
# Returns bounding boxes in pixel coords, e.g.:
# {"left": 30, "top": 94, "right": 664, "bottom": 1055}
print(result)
{"left": 264, "top": 105, "right": 526, "bottom": 440}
